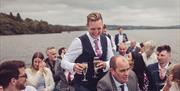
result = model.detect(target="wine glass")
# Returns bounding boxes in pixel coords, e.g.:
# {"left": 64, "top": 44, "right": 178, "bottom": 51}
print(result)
{"left": 82, "top": 62, "right": 88, "bottom": 81}
{"left": 93, "top": 57, "right": 99, "bottom": 78}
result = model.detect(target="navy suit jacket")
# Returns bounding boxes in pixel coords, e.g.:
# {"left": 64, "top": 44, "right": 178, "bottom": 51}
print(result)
{"left": 147, "top": 63, "right": 167, "bottom": 91}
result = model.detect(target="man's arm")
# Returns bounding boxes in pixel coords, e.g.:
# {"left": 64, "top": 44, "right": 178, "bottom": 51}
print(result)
{"left": 61, "top": 38, "right": 83, "bottom": 73}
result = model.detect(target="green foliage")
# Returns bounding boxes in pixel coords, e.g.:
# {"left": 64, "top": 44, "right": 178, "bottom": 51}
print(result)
{"left": 0, "top": 12, "right": 82, "bottom": 35}
{"left": 1, "top": 12, "right": 179, "bottom": 35}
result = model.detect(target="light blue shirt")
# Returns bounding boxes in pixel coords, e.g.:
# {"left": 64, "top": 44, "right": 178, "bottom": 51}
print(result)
{"left": 112, "top": 76, "right": 128, "bottom": 91}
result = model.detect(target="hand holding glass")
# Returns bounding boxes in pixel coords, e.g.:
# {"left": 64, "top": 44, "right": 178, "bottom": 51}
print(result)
{"left": 82, "top": 62, "right": 88, "bottom": 81}
{"left": 93, "top": 57, "right": 100, "bottom": 78}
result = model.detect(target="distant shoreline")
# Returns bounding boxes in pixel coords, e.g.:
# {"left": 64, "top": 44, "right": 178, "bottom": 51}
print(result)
{"left": 0, "top": 28, "right": 179, "bottom": 36}
{"left": 1, "top": 12, "right": 179, "bottom": 35}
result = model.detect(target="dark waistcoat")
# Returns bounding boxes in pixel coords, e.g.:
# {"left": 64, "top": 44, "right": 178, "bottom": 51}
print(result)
{"left": 74, "top": 34, "right": 107, "bottom": 91}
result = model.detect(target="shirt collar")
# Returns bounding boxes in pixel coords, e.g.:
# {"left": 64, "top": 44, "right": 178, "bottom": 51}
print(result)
{"left": 112, "top": 75, "right": 127, "bottom": 88}
{"left": 158, "top": 62, "right": 170, "bottom": 69}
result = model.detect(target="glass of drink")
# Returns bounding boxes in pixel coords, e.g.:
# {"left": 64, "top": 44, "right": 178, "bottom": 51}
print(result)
{"left": 93, "top": 57, "right": 99, "bottom": 78}
{"left": 82, "top": 62, "right": 88, "bottom": 81}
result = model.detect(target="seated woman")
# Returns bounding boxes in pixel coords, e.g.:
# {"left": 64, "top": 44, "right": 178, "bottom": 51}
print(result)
{"left": 25, "top": 52, "right": 55, "bottom": 91}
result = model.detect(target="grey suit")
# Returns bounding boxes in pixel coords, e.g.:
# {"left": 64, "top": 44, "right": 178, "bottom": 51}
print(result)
{"left": 97, "top": 71, "right": 140, "bottom": 91}
{"left": 45, "top": 58, "right": 74, "bottom": 91}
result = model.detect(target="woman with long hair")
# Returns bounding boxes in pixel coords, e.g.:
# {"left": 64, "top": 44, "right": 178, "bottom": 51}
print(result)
{"left": 25, "top": 52, "right": 54, "bottom": 91}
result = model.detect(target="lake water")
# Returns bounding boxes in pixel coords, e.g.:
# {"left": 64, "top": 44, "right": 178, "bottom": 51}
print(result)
{"left": 0, "top": 29, "right": 180, "bottom": 65}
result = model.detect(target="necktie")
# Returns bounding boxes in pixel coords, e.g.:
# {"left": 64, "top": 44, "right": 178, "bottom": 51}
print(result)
{"left": 94, "top": 39, "right": 102, "bottom": 57}
{"left": 120, "top": 85, "right": 124, "bottom": 91}
{"left": 68, "top": 72, "right": 71, "bottom": 83}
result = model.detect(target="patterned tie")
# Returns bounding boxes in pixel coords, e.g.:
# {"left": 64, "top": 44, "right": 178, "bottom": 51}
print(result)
{"left": 68, "top": 72, "right": 71, "bottom": 83}
{"left": 120, "top": 85, "right": 124, "bottom": 91}
{"left": 94, "top": 39, "right": 102, "bottom": 57}
{"left": 143, "top": 72, "right": 149, "bottom": 91}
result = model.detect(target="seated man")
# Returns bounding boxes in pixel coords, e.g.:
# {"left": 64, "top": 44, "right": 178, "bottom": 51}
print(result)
{"left": 118, "top": 42, "right": 127, "bottom": 56}
{"left": 97, "top": 55, "right": 140, "bottom": 91}
{"left": 126, "top": 39, "right": 140, "bottom": 54}
{"left": 118, "top": 42, "right": 133, "bottom": 69}
{"left": 0, "top": 60, "right": 27, "bottom": 91}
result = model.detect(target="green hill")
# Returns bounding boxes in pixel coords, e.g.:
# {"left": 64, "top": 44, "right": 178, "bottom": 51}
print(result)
{"left": 0, "top": 12, "right": 81, "bottom": 35}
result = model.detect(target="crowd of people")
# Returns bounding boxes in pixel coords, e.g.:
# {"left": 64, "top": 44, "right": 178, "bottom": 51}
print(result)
{"left": 0, "top": 12, "right": 179, "bottom": 91}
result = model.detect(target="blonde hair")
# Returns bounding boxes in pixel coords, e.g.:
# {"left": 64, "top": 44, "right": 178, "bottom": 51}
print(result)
{"left": 87, "top": 12, "right": 103, "bottom": 25}
{"left": 166, "top": 64, "right": 180, "bottom": 88}
{"left": 144, "top": 40, "right": 156, "bottom": 52}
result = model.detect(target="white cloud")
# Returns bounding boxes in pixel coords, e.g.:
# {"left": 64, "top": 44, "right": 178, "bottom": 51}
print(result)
{"left": 0, "top": 0, "right": 179, "bottom": 26}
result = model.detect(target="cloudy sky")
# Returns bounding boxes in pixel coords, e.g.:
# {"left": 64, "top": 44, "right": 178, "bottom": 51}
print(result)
{"left": 0, "top": 0, "right": 179, "bottom": 26}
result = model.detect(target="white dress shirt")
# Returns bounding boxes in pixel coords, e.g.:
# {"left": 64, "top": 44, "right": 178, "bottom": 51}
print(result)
{"left": 61, "top": 32, "right": 114, "bottom": 73}
{"left": 118, "top": 34, "right": 124, "bottom": 44}
{"left": 158, "top": 62, "right": 170, "bottom": 78}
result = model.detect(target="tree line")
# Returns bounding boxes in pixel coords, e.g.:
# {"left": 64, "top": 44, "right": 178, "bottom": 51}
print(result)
{"left": 0, "top": 12, "right": 179, "bottom": 35}
{"left": 0, "top": 12, "right": 82, "bottom": 35}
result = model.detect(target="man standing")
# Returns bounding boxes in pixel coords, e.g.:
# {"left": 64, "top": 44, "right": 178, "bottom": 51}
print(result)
{"left": 97, "top": 55, "right": 140, "bottom": 91}
{"left": 61, "top": 12, "right": 114, "bottom": 91}
{"left": 0, "top": 60, "right": 27, "bottom": 91}
{"left": 114, "top": 27, "right": 128, "bottom": 52}
{"left": 148, "top": 45, "right": 172, "bottom": 91}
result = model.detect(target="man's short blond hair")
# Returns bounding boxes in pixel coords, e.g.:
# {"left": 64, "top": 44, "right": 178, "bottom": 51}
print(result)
{"left": 87, "top": 12, "right": 103, "bottom": 25}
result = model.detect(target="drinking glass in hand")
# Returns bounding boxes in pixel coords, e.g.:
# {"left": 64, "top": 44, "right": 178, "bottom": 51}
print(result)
{"left": 93, "top": 57, "right": 99, "bottom": 78}
{"left": 82, "top": 62, "right": 88, "bottom": 81}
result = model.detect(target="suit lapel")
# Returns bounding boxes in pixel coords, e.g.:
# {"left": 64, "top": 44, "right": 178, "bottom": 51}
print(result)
{"left": 109, "top": 72, "right": 118, "bottom": 91}
{"left": 127, "top": 77, "right": 131, "bottom": 91}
